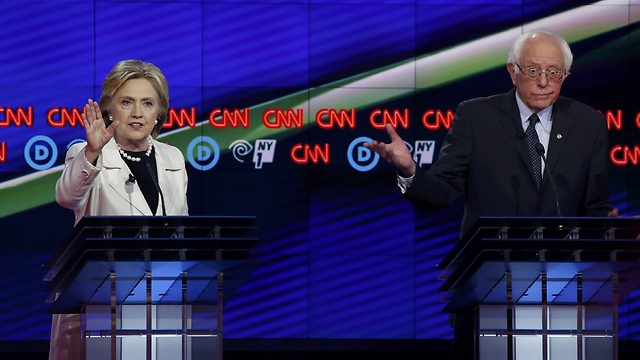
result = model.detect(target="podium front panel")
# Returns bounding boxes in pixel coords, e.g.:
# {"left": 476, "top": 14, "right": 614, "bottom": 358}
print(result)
{"left": 44, "top": 216, "right": 259, "bottom": 360}
{"left": 437, "top": 217, "right": 640, "bottom": 360}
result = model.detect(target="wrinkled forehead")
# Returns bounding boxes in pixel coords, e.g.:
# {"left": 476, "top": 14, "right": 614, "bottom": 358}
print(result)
{"left": 520, "top": 35, "right": 565, "bottom": 68}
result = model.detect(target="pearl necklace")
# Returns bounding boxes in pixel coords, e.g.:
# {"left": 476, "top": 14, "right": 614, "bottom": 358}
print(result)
{"left": 117, "top": 136, "right": 153, "bottom": 162}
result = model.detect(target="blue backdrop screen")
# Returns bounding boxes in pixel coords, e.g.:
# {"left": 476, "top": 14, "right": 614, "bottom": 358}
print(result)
{"left": 1, "top": 0, "right": 639, "bottom": 343}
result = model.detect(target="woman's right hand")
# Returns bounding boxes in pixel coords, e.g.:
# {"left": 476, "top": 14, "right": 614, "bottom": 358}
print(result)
{"left": 82, "top": 99, "right": 120, "bottom": 164}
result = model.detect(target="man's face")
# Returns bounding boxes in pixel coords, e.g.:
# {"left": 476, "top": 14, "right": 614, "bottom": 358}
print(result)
{"left": 508, "top": 34, "right": 569, "bottom": 113}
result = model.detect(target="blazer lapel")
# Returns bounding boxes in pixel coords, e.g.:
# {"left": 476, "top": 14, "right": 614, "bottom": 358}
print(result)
{"left": 102, "top": 139, "right": 150, "bottom": 215}
{"left": 152, "top": 140, "right": 182, "bottom": 215}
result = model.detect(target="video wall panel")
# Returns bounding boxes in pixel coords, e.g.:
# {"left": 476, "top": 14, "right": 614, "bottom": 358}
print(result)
{"left": 1, "top": 0, "right": 640, "bottom": 342}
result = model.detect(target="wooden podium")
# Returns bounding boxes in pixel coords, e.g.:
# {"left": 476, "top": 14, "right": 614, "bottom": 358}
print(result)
{"left": 437, "top": 217, "right": 640, "bottom": 360}
{"left": 43, "top": 216, "right": 258, "bottom": 360}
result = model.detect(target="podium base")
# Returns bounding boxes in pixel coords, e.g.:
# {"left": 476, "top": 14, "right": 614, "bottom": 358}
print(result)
{"left": 85, "top": 336, "right": 218, "bottom": 360}
{"left": 83, "top": 304, "right": 220, "bottom": 360}
{"left": 477, "top": 304, "right": 616, "bottom": 360}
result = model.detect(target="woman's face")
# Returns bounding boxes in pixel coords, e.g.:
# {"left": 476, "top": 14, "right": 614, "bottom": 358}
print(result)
{"left": 110, "top": 78, "right": 159, "bottom": 149}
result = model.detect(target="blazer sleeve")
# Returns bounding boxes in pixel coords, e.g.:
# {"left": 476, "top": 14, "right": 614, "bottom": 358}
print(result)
{"left": 55, "top": 142, "right": 101, "bottom": 212}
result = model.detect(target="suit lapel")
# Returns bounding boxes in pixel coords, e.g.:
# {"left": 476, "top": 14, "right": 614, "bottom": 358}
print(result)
{"left": 500, "top": 89, "right": 538, "bottom": 181}
{"left": 501, "top": 92, "right": 573, "bottom": 188}
{"left": 545, "top": 100, "right": 571, "bottom": 173}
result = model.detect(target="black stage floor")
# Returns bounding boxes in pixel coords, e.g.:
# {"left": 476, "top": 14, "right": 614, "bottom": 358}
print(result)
{"left": 5, "top": 339, "right": 640, "bottom": 360}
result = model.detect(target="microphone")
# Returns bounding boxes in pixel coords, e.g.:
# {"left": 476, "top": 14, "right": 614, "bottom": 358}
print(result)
{"left": 517, "top": 131, "right": 526, "bottom": 139}
{"left": 145, "top": 162, "right": 167, "bottom": 216}
{"left": 534, "top": 143, "right": 561, "bottom": 217}
{"left": 126, "top": 174, "right": 136, "bottom": 184}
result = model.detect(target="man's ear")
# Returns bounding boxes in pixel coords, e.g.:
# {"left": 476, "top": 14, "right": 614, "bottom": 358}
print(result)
{"left": 506, "top": 63, "right": 517, "bottom": 85}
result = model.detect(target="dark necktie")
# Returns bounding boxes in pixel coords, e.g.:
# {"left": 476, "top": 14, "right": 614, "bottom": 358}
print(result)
{"left": 526, "top": 113, "right": 542, "bottom": 190}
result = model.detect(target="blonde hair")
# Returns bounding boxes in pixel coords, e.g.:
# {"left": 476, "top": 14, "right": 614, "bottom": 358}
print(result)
{"left": 99, "top": 60, "right": 169, "bottom": 138}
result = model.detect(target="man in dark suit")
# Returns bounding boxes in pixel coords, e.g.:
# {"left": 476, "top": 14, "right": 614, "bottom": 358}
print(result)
{"left": 364, "top": 27, "right": 618, "bottom": 358}
{"left": 365, "top": 27, "right": 617, "bottom": 236}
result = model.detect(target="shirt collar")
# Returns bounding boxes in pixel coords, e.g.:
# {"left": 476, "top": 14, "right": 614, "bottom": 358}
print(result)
{"left": 515, "top": 91, "right": 553, "bottom": 129}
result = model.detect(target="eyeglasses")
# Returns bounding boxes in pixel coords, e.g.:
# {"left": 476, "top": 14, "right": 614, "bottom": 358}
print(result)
{"left": 516, "top": 63, "right": 566, "bottom": 81}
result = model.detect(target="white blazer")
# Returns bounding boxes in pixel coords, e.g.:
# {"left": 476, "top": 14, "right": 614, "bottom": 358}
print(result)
{"left": 51, "top": 138, "right": 189, "bottom": 360}
{"left": 56, "top": 137, "right": 189, "bottom": 224}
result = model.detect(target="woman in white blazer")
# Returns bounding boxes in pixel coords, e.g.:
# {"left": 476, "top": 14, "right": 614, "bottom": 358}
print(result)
{"left": 50, "top": 60, "right": 189, "bottom": 360}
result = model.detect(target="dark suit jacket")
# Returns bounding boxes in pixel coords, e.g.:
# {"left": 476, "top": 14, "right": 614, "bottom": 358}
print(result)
{"left": 405, "top": 87, "right": 614, "bottom": 238}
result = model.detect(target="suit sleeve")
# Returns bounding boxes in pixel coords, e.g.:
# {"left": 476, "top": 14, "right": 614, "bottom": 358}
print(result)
{"left": 403, "top": 101, "right": 472, "bottom": 210}
{"left": 583, "top": 114, "right": 614, "bottom": 216}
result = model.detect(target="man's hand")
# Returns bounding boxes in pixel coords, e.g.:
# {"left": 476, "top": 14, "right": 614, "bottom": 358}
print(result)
{"left": 363, "top": 123, "right": 416, "bottom": 177}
